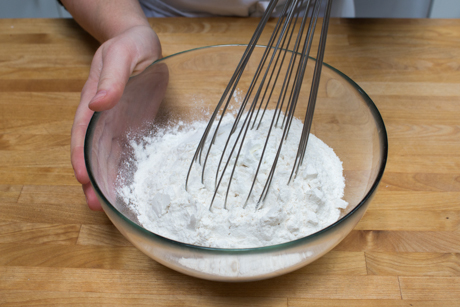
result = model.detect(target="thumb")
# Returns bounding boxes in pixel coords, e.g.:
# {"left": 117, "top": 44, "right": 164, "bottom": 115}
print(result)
{"left": 88, "top": 45, "right": 134, "bottom": 112}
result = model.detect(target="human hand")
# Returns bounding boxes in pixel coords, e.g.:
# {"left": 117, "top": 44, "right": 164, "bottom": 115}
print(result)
{"left": 71, "top": 25, "right": 162, "bottom": 210}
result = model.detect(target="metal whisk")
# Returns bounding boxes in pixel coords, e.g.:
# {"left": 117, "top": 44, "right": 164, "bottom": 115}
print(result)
{"left": 186, "top": 0, "right": 332, "bottom": 210}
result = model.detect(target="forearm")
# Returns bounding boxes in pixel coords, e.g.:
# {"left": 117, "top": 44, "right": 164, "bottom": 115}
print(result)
{"left": 60, "top": 0, "right": 149, "bottom": 42}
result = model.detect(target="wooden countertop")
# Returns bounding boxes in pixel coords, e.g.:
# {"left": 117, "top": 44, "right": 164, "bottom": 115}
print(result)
{"left": 1, "top": 17, "right": 459, "bottom": 305}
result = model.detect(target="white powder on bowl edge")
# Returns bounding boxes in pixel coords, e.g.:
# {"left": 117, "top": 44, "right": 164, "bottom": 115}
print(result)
{"left": 118, "top": 110, "right": 348, "bottom": 248}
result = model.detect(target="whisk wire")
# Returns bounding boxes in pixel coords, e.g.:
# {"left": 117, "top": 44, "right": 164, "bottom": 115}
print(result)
{"left": 213, "top": 0, "right": 310, "bottom": 209}
{"left": 290, "top": 0, "right": 333, "bottom": 182}
{"left": 257, "top": 0, "right": 326, "bottom": 204}
{"left": 185, "top": 0, "right": 279, "bottom": 190}
{"left": 219, "top": 1, "right": 309, "bottom": 207}
{"left": 251, "top": 0, "right": 304, "bottom": 129}
{"left": 282, "top": 0, "right": 322, "bottom": 139}
{"left": 201, "top": 0, "right": 295, "bottom": 193}
{"left": 208, "top": 0, "right": 298, "bottom": 197}
{"left": 186, "top": 0, "right": 332, "bottom": 210}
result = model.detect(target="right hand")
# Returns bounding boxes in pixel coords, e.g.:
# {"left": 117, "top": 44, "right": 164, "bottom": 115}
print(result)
{"left": 71, "top": 25, "right": 162, "bottom": 211}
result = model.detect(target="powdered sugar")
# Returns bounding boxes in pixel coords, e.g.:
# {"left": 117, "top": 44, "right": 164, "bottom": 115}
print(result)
{"left": 118, "top": 110, "right": 347, "bottom": 248}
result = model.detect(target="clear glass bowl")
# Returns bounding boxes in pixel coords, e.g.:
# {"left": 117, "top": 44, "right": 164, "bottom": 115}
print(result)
{"left": 85, "top": 45, "right": 388, "bottom": 282}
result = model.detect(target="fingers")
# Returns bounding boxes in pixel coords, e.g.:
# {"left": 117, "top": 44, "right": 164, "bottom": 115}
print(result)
{"left": 83, "top": 182, "right": 103, "bottom": 211}
{"left": 71, "top": 51, "right": 101, "bottom": 186}
{"left": 71, "top": 26, "right": 162, "bottom": 211}
{"left": 88, "top": 43, "right": 134, "bottom": 112}
{"left": 88, "top": 26, "right": 162, "bottom": 112}
{"left": 71, "top": 102, "right": 95, "bottom": 184}
{"left": 71, "top": 41, "right": 133, "bottom": 211}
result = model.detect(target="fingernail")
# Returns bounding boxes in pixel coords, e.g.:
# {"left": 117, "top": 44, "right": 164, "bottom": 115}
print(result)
{"left": 90, "top": 90, "right": 107, "bottom": 104}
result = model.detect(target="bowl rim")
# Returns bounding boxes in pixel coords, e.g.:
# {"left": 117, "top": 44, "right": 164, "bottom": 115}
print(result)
{"left": 85, "top": 44, "right": 388, "bottom": 253}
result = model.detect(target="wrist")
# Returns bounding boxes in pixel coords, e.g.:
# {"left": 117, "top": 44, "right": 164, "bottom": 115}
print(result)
{"left": 61, "top": 0, "right": 150, "bottom": 43}
{"left": 99, "top": 17, "right": 151, "bottom": 42}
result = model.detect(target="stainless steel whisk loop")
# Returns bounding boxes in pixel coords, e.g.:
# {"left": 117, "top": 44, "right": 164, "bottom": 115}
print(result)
{"left": 186, "top": 0, "right": 333, "bottom": 211}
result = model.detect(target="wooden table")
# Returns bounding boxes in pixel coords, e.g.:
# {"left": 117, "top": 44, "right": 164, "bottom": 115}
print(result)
{"left": 1, "top": 17, "right": 459, "bottom": 306}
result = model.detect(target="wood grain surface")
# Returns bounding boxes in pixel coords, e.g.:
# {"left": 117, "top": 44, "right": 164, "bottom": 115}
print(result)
{"left": 0, "top": 17, "right": 459, "bottom": 306}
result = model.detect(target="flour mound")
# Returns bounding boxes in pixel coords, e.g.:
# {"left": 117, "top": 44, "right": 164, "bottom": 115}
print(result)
{"left": 119, "top": 110, "right": 347, "bottom": 248}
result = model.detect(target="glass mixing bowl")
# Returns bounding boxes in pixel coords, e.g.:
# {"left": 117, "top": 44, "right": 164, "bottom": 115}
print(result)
{"left": 85, "top": 45, "right": 388, "bottom": 282}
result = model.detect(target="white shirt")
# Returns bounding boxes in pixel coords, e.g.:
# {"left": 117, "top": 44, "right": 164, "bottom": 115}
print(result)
{"left": 139, "top": 0, "right": 356, "bottom": 18}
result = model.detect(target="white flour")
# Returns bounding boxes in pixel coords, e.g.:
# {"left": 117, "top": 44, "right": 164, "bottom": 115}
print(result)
{"left": 119, "top": 110, "right": 347, "bottom": 248}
